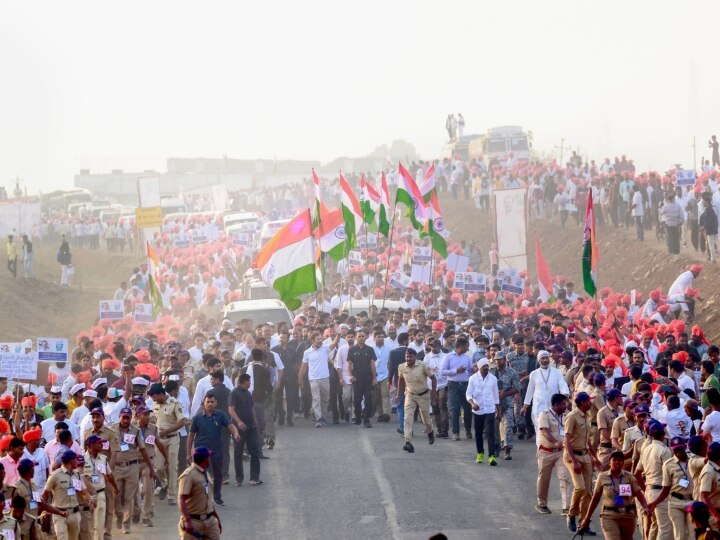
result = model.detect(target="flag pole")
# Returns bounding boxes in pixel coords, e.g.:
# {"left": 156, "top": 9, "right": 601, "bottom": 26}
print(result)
{"left": 382, "top": 197, "right": 399, "bottom": 311}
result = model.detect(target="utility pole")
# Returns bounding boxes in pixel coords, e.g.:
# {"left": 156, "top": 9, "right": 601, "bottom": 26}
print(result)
{"left": 553, "top": 138, "right": 565, "bottom": 165}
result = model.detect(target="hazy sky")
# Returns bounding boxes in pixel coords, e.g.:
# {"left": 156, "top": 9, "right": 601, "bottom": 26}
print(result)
{"left": 1, "top": 1, "right": 719, "bottom": 193}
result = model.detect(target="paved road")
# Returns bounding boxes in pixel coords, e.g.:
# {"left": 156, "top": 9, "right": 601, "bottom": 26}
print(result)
{"left": 125, "top": 418, "right": 580, "bottom": 540}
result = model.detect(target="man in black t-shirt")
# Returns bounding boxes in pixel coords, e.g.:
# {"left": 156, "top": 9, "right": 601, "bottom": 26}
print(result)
{"left": 348, "top": 330, "right": 377, "bottom": 427}
{"left": 228, "top": 374, "right": 262, "bottom": 486}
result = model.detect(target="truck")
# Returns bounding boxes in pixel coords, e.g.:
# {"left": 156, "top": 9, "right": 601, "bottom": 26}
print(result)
{"left": 442, "top": 126, "right": 531, "bottom": 163}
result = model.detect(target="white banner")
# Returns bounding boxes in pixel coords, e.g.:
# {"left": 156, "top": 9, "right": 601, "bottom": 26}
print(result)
{"left": 0, "top": 352, "right": 38, "bottom": 380}
{"left": 493, "top": 188, "right": 528, "bottom": 272}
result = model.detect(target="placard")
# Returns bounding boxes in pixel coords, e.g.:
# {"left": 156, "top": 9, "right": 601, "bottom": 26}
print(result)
{"left": 348, "top": 250, "right": 365, "bottom": 267}
{"left": 99, "top": 300, "right": 124, "bottom": 321}
{"left": 174, "top": 234, "right": 190, "bottom": 248}
{"left": 410, "top": 264, "right": 432, "bottom": 283}
{"left": 446, "top": 253, "right": 469, "bottom": 273}
{"left": 0, "top": 353, "right": 38, "bottom": 380}
{"left": 134, "top": 207, "right": 163, "bottom": 228}
{"left": 191, "top": 233, "right": 208, "bottom": 244}
{"left": 358, "top": 234, "right": 378, "bottom": 249}
{"left": 231, "top": 232, "right": 252, "bottom": 247}
{"left": 36, "top": 338, "right": 68, "bottom": 362}
{"left": 675, "top": 169, "right": 696, "bottom": 186}
{"left": 0, "top": 343, "right": 23, "bottom": 355}
{"left": 412, "top": 246, "right": 432, "bottom": 264}
{"left": 454, "top": 272, "right": 487, "bottom": 292}
{"left": 233, "top": 222, "right": 257, "bottom": 233}
{"left": 133, "top": 303, "right": 154, "bottom": 324}
{"left": 388, "top": 271, "right": 412, "bottom": 291}
{"left": 500, "top": 276, "right": 525, "bottom": 295}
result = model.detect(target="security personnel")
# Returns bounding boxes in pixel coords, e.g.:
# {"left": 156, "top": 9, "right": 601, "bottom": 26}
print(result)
{"left": 635, "top": 420, "right": 673, "bottom": 540}
{"left": 563, "top": 391, "right": 600, "bottom": 534}
{"left": 588, "top": 373, "right": 607, "bottom": 449}
{"left": 10, "top": 494, "right": 38, "bottom": 540}
{"left": 13, "top": 458, "right": 66, "bottom": 533}
{"left": 82, "top": 408, "right": 117, "bottom": 540}
{"left": 41, "top": 450, "right": 90, "bottom": 540}
{"left": 178, "top": 447, "right": 221, "bottom": 540}
{"left": 535, "top": 393, "right": 572, "bottom": 515}
{"left": 0, "top": 493, "right": 21, "bottom": 540}
{"left": 396, "top": 348, "right": 437, "bottom": 454}
{"left": 83, "top": 435, "right": 118, "bottom": 540}
{"left": 110, "top": 408, "right": 155, "bottom": 535}
{"left": 596, "top": 389, "right": 624, "bottom": 471}
{"left": 699, "top": 441, "right": 720, "bottom": 529}
{"left": 580, "top": 450, "right": 650, "bottom": 539}
{"left": 149, "top": 383, "right": 188, "bottom": 506}
{"left": 133, "top": 406, "right": 167, "bottom": 527}
{"left": 646, "top": 437, "right": 694, "bottom": 540}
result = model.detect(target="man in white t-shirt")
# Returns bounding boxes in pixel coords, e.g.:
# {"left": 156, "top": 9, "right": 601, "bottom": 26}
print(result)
{"left": 334, "top": 330, "right": 356, "bottom": 422}
{"left": 701, "top": 399, "right": 720, "bottom": 443}
{"left": 630, "top": 185, "right": 644, "bottom": 241}
{"left": 299, "top": 331, "right": 339, "bottom": 427}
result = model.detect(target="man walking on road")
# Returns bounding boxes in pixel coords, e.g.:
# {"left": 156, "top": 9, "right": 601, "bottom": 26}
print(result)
{"left": 466, "top": 358, "right": 500, "bottom": 466}
{"left": 298, "top": 331, "right": 339, "bottom": 427}
{"left": 348, "top": 331, "right": 377, "bottom": 428}
{"left": 397, "top": 349, "right": 437, "bottom": 453}
{"left": 228, "top": 374, "right": 263, "bottom": 486}
{"left": 440, "top": 338, "right": 473, "bottom": 441}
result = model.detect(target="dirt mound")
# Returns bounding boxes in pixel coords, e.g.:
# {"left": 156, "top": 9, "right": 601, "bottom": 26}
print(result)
{"left": 443, "top": 197, "right": 720, "bottom": 341}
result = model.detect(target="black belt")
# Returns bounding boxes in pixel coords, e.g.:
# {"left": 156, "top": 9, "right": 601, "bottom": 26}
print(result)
{"left": 412, "top": 389, "right": 429, "bottom": 397}
{"left": 162, "top": 434, "right": 177, "bottom": 438}
{"left": 649, "top": 484, "right": 663, "bottom": 490}
{"left": 81, "top": 506, "right": 90, "bottom": 512}
{"left": 96, "top": 488, "right": 105, "bottom": 493}
{"left": 591, "top": 421, "right": 598, "bottom": 427}
{"left": 602, "top": 505, "right": 635, "bottom": 513}
{"left": 61, "top": 507, "right": 80, "bottom": 514}
{"left": 189, "top": 513, "right": 214, "bottom": 521}
{"left": 671, "top": 493, "right": 691, "bottom": 501}
{"left": 600, "top": 442, "right": 613, "bottom": 448}
{"left": 117, "top": 459, "right": 139, "bottom": 467}
{"left": 573, "top": 450, "right": 588, "bottom": 456}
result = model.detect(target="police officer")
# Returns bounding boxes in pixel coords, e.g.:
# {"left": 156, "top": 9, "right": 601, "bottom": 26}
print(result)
{"left": 41, "top": 450, "right": 90, "bottom": 540}
{"left": 110, "top": 407, "right": 155, "bottom": 535}
{"left": 0, "top": 493, "right": 21, "bottom": 540}
{"left": 178, "top": 448, "right": 221, "bottom": 540}
{"left": 580, "top": 450, "right": 650, "bottom": 539}
{"left": 83, "top": 435, "right": 118, "bottom": 540}
{"left": 596, "top": 389, "right": 624, "bottom": 471}
{"left": 563, "top": 391, "right": 600, "bottom": 533}
{"left": 636, "top": 420, "right": 672, "bottom": 539}
{"left": 149, "top": 384, "right": 188, "bottom": 506}
{"left": 10, "top": 494, "right": 37, "bottom": 540}
{"left": 82, "top": 408, "right": 117, "bottom": 540}
{"left": 133, "top": 406, "right": 167, "bottom": 527}
{"left": 647, "top": 437, "right": 694, "bottom": 540}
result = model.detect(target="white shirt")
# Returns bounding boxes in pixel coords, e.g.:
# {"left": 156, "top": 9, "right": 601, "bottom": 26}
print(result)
{"left": 701, "top": 410, "right": 720, "bottom": 443}
{"left": 668, "top": 271, "right": 693, "bottom": 297}
{"left": 190, "top": 374, "right": 234, "bottom": 416}
{"left": 400, "top": 298, "right": 420, "bottom": 310}
{"left": 665, "top": 408, "right": 692, "bottom": 439}
{"left": 334, "top": 344, "right": 352, "bottom": 385}
{"left": 424, "top": 352, "right": 448, "bottom": 389}
{"left": 187, "top": 346, "right": 204, "bottom": 368}
{"left": 523, "top": 367, "right": 570, "bottom": 415}
{"left": 466, "top": 372, "right": 499, "bottom": 415}
{"left": 677, "top": 372, "right": 697, "bottom": 396}
{"left": 303, "top": 345, "right": 332, "bottom": 381}
{"left": 23, "top": 446, "right": 49, "bottom": 487}
{"left": 70, "top": 405, "right": 89, "bottom": 426}
{"left": 40, "top": 417, "right": 79, "bottom": 442}
{"left": 631, "top": 191, "right": 644, "bottom": 217}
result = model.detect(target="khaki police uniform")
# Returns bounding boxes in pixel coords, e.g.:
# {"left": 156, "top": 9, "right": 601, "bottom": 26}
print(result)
{"left": 563, "top": 407, "right": 593, "bottom": 520}
{"left": 397, "top": 361, "right": 434, "bottom": 442}
{"left": 15, "top": 513, "right": 39, "bottom": 540}
{"left": 82, "top": 426, "right": 117, "bottom": 540}
{"left": 82, "top": 452, "right": 111, "bottom": 540}
{"left": 637, "top": 439, "right": 672, "bottom": 540}
{"left": 177, "top": 464, "right": 219, "bottom": 540}
{"left": 0, "top": 514, "right": 21, "bottom": 540}
{"left": 699, "top": 460, "right": 720, "bottom": 529}
{"left": 13, "top": 478, "right": 41, "bottom": 519}
{"left": 44, "top": 467, "right": 85, "bottom": 540}
{"left": 688, "top": 453, "right": 706, "bottom": 501}
{"left": 134, "top": 423, "right": 159, "bottom": 524}
{"left": 110, "top": 424, "right": 144, "bottom": 531}
{"left": 594, "top": 469, "right": 640, "bottom": 539}
{"left": 535, "top": 409, "right": 571, "bottom": 510}
{"left": 661, "top": 456, "right": 694, "bottom": 540}
{"left": 588, "top": 391, "right": 605, "bottom": 449}
{"left": 596, "top": 404, "right": 619, "bottom": 470}
{"left": 153, "top": 398, "right": 186, "bottom": 503}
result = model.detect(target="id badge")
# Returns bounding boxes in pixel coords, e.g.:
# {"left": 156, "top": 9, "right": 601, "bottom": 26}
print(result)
{"left": 67, "top": 488, "right": 76, "bottom": 496}
{"left": 2, "top": 530, "right": 15, "bottom": 540}
{"left": 204, "top": 485, "right": 208, "bottom": 495}
{"left": 96, "top": 463, "right": 107, "bottom": 475}
{"left": 618, "top": 483, "right": 632, "bottom": 496}
{"left": 120, "top": 443, "right": 129, "bottom": 452}
{"left": 31, "top": 491, "right": 41, "bottom": 502}
{"left": 91, "top": 475, "right": 100, "bottom": 484}
{"left": 101, "top": 441, "right": 110, "bottom": 451}
{"left": 679, "top": 478, "right": 690, "bottom": 489}
{"left": 559, "top": 427, "right": 565, "bottom": 438}
{"left": 3, "top": 501, "right": 9, "bottom": 511}
{"left": 123, "top": 433, "right": 136, "bottom": 445}
{"left": 145, "top": 435, "right": 156, "bottom": 446}
{"left": 29, "top": 501, "right": 38, "bottom": 510}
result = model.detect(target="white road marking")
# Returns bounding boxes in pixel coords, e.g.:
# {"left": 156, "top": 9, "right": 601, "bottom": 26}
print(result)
{"left": 361, "top": 430, "right": 402, "bottom": 540}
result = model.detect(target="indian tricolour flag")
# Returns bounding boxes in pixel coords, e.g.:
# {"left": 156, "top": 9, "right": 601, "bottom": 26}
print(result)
{"left": 397, "top": 162, "right": 425, "bottom": 230}
{"left": 340, "top": 172, "right": 362, "bottom": 249}
{"left": 420, "top": 191, "right": 448, "bottom": 257}
{"left": 377, "top": 171, "right": 391, "bottom": 237}
{"left": 582, "top": 190, "right": 599, "bottom": 297}
{"left": 419, "top": 162, "right": 436, "bottom": 203}
{"left": 254, "top": 210, "right": 317, "bottom": 310}
{"left": 534, "top": 237, "right": 556, "bottom": 303}
{"left": 317, "top": 203, "right": 346, "bottom": 262}
{"left": 311, "top": 169, "right": 322, "bottom": 230}
{"left": 359, "top": 175, "right": 380, "bottom": 225}
{"left": 145, "top": 241, "right": 164, "bottom": 317}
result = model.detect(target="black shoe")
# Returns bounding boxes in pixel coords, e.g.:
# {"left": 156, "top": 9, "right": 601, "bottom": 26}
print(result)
{"left": 580, "top": 528, "right": 596, "bottom": 536}
{"left": 157, "top": 487, "right": 167, "bottom": 501}
{"left": 364, "top": 422, "right": 372, "bottom": 428}
{"left": 382, "top": 414, "right": 391, "bottom": 422}
{"left": 287, "top": 419, "right": 294, "bottom": 426}
{"left": 215, "top": 498, "right": 225, "bottom": 506}
{"left": 567, "top": 516, "right": 577, "bottom": 532}
{"left": 267, "top": 439, "right": 275, "bottom": 450}
{"left": 403, "top": 442, "right": 414, "bottom": 453}
{"left": 344, "top": 413, "right": 350, "bottom": 423}
{"left": 352, "top": 419, "right": 361, "bottom": 425}
{"left": 391, "top": 407, "right": 397, "bottom": 414}
{"left": 535, "top": 505, "right": 551, "bottom": 514}
{"left": 132, "top": 515, "right": 140, "bottom": 524}
{"left": 259, "top": 454, "right": 270, "bottom": 460}
{"left": 396, "top": 428, "right": 403, "bottom": 435}
{"left": 465, "top": 431, "right": 472, "bottom": 440}
{"left": 428, "top": 432, "right": 435, "bottom": 445}
{"left": 438, "top": 432, "right": 449, "bottom": 438}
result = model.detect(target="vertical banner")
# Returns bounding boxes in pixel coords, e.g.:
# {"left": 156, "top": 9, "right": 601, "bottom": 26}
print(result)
{"left": 492, "top": 188, "right": 528, "bottom": 273}
{"left": 137, "top": 175, "right": 162, "bottom": 249}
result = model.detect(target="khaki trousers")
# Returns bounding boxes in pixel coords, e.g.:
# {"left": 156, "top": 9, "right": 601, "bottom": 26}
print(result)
{"left": 91, "top": 491, "right": 106, "bottom": 540}
{"left": 53, "top": 511, "right": 81, "bottom": 540}
{"left": 156, "top": 436, "right": 180, "bottom": 500}
{"left": 536, "top": 448, "right": 572, "bottom": 508}
{"left": 135, "top": 459, "right": 155, "bottom": 520}
{"left": 403, "top": 392, "right": 432, "bottom": 442}
{"left": 114, "top": 462, "right": 140, "bottom": 528}
{"left": 563, "top": 452, "right": 592, "bottom": 518}
{"left": 599, "top": 513, "right": 636, "bottom": 539}
{"left": 178, "top": 516, "right": 220, "bottom": 540}
{"left": 80, "top": 504, "right": 91, "bottom": 540}
{"left": 643, "top": 487, "right": 671, "bottom": 540}
{"left": 668, "top": 498, "right": 693, "bottom": 540}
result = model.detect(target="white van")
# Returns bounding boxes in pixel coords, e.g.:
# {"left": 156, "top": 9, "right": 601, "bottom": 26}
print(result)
{"left": 221, "top": 299, "right": 293, "bottom": 328}
{"left": 339, "top": 299, "right": 402, "bottom": 316}
{"left": 259, "top": 219, "right": 290, "bottom": 248}
{"left": 223, "top": 211, "right": 259, "bottom": 231}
